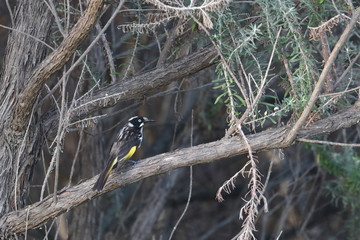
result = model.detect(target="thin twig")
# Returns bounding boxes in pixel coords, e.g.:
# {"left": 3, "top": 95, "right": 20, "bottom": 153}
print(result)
{"left": 0, "top": 24, "right": 54, "bottom": 50}
{"left": 145, "top": 0, "right": 230, "bottom": 13}
{"left": 63, "top": 0, "right": 125, "bottom": 80}
{"left": 96, "top": 23, "right": 117, "bottom": 84}
{"left": 281, "top": 55, "right": 298, "bottom": 100}
{"left": 348, "top": 0, "right": 355, "bottom": 12}
{"left": 43, "top": 218, "right": 56, "bottom": 240}
{"left": 320, "top": 32, "right": 335, "bottom": 93}
{"left": 41, "top": 150, "right": 51, "bottom": 196}
{"left": 67, "top": 114, "right": 107, "bottom": 129}
{"left": 227, "top": 28, "right": 282, "bottom": 136}
{"left": 40, "top": 70, "right": 70, "bottom": 201}
{"left": 67, "top": 131, "right": 84, "bottom": 187}
{"left": 224, "top": 67, "right": 237, "bottom": 123}
{"left": 331, "top": 0, "right": 342, "bottom": 16}
{"left": 320, "top": 85, "right": 360, "bottom": 98}
{"left": 261, "top": 155, "right": 274, "bottom": 210}
{"left": 122, "top": 31, "right": 140, "bottom": 81}
{"left": 275, "top": 231, "right": 283, "bottom": 240}
{"left": 156, "top": 19, "right": 184, "bottom": 67}
{"left": 298, "top": 138, "right": 360, "bottom": 147}
{"left": 189, "top": 13, "right": 253, "bottom": 135}
{"left": 24, "top": 207, "right": 30, "bottom": 240}
{"left": 247, "top": 28, "right": 282, "bottom": 120}
{"left": 54, "top": 70, "right": 68, "bottom": 203}
{"left": 44, "top": 84, "right": 61, "bottom": 113}
{"left": 5, "top": 0, "right": 14, "bottom": 27}
{"left": 333, "top": 50, "right": 360, "bottom": 89}
{"left": 44, "top": 0, "right": 65, "bottom": 36}
{"left": 65, "top": 0, "right": 71, "bottom": 32}
{"left": 14, "top": 101, "right": 37, "bottom": 211}
{"left": 298, "top": 169, "right": 324, "bottom": 234}
{"left": 37, "top": 54, "right": 99, "bottom": 110}
{"left": 168, "top": 111, "right": 194, "bottom": 240}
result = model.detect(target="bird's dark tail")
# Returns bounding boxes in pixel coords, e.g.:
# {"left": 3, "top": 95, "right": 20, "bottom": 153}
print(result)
{"left": 92, "top": 157, "right": 118, "bottom": 191}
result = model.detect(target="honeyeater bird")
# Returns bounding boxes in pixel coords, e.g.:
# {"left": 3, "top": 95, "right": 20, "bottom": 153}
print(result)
{"left": 92, "top": 116, "right": 154, "bottom": 191}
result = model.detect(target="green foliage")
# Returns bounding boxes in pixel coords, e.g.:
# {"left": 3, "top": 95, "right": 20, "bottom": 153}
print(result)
{"left": 211, "top": 0, "right": 319, "bottom": 127}
{"left": 211, "top": 0, "right": 359, "bottom": 129}
{"left": 315, "top": 145, "right": 360, "bottom": 239}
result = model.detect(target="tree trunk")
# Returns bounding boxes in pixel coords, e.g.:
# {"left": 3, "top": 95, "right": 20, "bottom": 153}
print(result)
{"left": 0, "top": 0, "right": 51, "bottom": 221}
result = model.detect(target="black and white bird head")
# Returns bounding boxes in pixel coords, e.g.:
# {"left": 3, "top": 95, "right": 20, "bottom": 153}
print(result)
{"left": 127, "top": 116, "right": 155, "bottom": 128}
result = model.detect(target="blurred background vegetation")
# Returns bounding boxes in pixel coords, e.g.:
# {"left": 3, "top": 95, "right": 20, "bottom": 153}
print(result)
{"left": 1, "top": 0, "right": 359, "bottom": 239}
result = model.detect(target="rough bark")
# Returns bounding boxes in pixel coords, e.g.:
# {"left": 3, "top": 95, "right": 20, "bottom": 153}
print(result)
{"left": 0, "top": 1, "right": 104, "bottom": 239}
{"left": 1, "top": 102, "right": 359, "bottom": 235}
{"left": 0, "top": 0, "right": 52, "bottom": 218}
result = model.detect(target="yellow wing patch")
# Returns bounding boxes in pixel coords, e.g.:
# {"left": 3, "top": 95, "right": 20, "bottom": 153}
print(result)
{"left": 124, "top": 146, "right": 137, "bottom": 161}
{"left": 104, "top": 146, "right": 137, "bottom": 180}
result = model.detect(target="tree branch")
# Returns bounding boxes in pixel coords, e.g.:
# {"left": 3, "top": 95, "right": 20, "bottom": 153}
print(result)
{"left": 70, "top": 45, "right": 217, "bottom": 120}
{"left": 1, "top": 102, "right": 360, "bottom": 235}
{"left": 40, "top": 45, "right": 217, "bottom": 135}
{"left": 12, "top": 0, "right": 105, "bottom": 132}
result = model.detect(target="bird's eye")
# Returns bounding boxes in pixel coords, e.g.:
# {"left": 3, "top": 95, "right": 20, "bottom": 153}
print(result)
{"left": 138, "top": 119, "right": 142, "bottom": 122}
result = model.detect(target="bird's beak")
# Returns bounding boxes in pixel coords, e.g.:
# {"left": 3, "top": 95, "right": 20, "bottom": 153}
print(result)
{"left": 143, "top": 117, "right": 155, "bottom": 123}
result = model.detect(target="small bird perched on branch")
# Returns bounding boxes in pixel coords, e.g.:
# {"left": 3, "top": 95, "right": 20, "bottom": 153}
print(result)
{"left": 93, "top": 116, "right": 154, "bottom": 191}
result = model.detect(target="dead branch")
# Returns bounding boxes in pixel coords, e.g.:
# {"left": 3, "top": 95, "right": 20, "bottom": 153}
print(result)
{"left": 1, "top": 102, "right": 360, "bottom": 235}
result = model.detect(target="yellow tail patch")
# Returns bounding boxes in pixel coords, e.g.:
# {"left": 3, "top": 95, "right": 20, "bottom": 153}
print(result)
{"left": 105, "top": 157, "right": 118, "bottom": 180}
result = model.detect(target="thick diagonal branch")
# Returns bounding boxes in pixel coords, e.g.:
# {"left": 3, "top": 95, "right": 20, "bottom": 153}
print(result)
{"left": 1, "top": 102, "right": 360, "bottom": 235}
{"left": 12, "top": 0, "right": 104, "bottom": 132}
